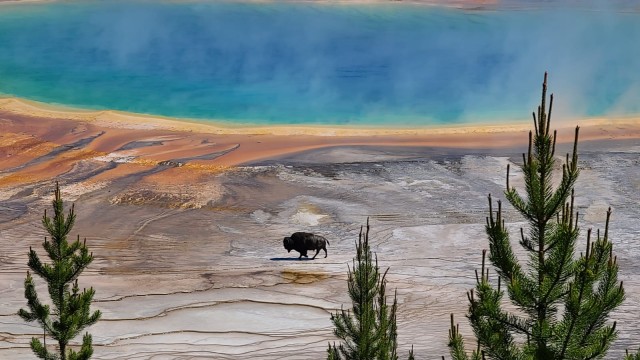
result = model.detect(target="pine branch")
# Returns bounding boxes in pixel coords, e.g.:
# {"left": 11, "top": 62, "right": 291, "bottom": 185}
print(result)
{"left": 448, "top": 314, "right": 471, "bottom": 360}
{"left": 29, "top": 338, "right": 58, "bottom": 360}
{"left": 67, "top": 333, "right": 93, "bottom": 360}
{"left": 327, "top": 342, "right": 340, "bottom": 360}
{"left": 625, "top": 349, "right": 640, "bottom": 360}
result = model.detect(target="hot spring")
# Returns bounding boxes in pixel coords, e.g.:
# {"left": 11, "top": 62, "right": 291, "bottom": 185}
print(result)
{"left": 0, "top": 1, "right": 639, "bottom": 126}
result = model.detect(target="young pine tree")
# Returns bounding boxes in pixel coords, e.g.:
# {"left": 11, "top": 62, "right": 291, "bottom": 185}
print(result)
{"left": 626, "top": 350, "right": 640, "bottom": 360}
{"left": 328, "top": 219, "right": 411, "bottom": 360}
{"left": 19, "top": 182, "right": 101, "bottom": 360}
{"left": 448, "top": 73, "right": 631, "bottom": 359}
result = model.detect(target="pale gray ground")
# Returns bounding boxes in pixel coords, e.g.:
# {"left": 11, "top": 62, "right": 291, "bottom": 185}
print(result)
{"left": 0, "top": 139, "right": 639, "bottom": 359}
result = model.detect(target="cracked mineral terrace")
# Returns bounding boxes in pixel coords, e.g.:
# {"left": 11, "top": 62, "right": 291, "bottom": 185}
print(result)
{"left": 0, "top": 112, "right": 639, "bottom": 359}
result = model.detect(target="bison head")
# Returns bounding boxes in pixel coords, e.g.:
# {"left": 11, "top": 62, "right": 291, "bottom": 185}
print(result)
{"left": 283, "top": 237, "right": 293, "bottom": 252}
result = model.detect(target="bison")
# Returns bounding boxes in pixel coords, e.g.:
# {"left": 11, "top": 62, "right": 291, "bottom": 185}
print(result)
{"left": 283, "top": 232, "right": 329, "bottom": 260}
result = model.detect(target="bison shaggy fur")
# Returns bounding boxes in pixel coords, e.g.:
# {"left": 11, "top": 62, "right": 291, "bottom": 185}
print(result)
{"left": 283, "top": 232, "right": 330, "bottom": 260}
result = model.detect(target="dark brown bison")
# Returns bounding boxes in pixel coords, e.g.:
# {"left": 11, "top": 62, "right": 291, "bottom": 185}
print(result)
{"left": 283, "top": 232, "right": 329, "bottom": 260}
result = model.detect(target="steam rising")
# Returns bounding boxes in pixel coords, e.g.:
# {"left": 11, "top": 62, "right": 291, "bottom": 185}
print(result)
{"left": 0, "top": 1, "right": 638, "bottom": 125}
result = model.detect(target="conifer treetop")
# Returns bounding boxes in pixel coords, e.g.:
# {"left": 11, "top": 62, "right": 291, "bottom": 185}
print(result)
{"left": 328, "top": 218, "right": 408, "bottom": 360}
{"left": 19, "top": 182, "right": 101, "bottom": 360}
{"left": 447, "top": 73, "right": 627, "bottom": 360}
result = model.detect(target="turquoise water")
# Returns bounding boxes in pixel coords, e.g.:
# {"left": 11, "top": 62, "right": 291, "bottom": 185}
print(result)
{"left": 0, "top": 1, "right": 639, "bottom": 126}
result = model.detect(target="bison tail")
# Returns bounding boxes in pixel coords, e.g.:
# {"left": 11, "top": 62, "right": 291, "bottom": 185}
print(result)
{"left": 326, "top": 239, "right": 330, "bottom": 246}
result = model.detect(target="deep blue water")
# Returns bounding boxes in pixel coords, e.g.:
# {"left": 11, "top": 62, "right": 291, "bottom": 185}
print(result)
{"left": 0, "top": 1, "right": 639, "bottom": 126}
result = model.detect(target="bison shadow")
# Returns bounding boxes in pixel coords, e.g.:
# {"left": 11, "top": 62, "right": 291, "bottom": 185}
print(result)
{"left": 270, "top": 257, "right": 313, "bottom": 261}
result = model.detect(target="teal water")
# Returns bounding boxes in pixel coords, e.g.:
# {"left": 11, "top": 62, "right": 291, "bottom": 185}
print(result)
{"left": 0, "top": 1, "right": 639, "bottom": 126}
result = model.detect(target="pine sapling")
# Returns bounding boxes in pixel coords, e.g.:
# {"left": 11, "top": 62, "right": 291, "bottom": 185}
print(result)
{"left": 19, "top": 182, "right": 101, "bottom": 360}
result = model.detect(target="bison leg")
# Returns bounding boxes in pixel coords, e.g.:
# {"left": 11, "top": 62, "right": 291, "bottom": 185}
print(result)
{"left": 311, "top": 248, "right": 321, "bottom": 260}
{"left": 323, "top": 246, "right": 328, "bottom": 258}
